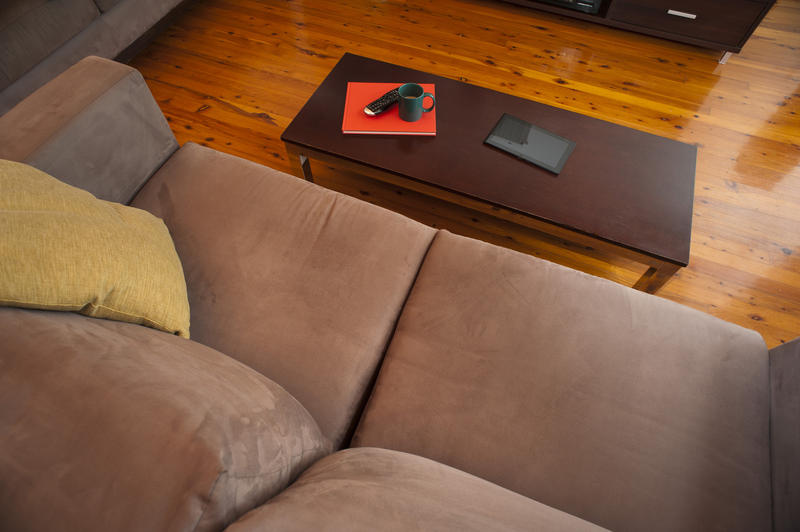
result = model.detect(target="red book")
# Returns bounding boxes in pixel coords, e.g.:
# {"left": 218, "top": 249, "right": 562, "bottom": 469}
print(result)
{"left": 342, "top": 82, "right": 436, "bottom": 135}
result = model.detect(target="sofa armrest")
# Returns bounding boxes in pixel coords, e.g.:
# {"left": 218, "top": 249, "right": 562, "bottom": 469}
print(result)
{"left": 0, "top": 308, "right": 331, "bottom": 531}
{"left": 0, "top": 56, "right": 177, "bottom": 204}
{"left": 770, "top": 336, "right": 800, "bottom": 532}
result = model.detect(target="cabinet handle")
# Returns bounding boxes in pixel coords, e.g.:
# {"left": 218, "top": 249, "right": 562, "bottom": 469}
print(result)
{"left": 666, "top": 9, "right": 697, "bottom": 19}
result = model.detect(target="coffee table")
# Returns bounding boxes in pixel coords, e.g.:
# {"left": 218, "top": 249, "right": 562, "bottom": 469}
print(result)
{"left": 282, "top": 53, "right": 696, "bottom": 293}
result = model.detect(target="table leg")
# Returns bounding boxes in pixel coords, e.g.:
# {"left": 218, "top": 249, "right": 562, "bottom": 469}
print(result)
{"left": 632, "top": 262, "right": 681, "bottom": 293}
{"left": 286, "top": 146, "right": 314, "bottom": 182}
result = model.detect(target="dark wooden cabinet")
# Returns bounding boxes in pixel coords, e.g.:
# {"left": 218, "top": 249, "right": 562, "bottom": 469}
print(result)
{"left": 500, "top": 0, "right": 775, "bottom": 56}
{"left": 607, "top": 0, "right": 768, "bottom": 46}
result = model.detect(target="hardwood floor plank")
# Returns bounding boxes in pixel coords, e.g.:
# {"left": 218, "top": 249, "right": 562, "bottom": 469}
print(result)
{"left": 131, "top": 0, "right": 800, "bottom": 348}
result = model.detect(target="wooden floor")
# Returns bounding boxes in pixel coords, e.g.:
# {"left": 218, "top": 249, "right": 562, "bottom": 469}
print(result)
{"left": 131, "top": 0, "right": 800, "bottom": 348}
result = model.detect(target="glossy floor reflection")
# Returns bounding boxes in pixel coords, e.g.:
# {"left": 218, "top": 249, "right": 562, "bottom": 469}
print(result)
{"left": 131, "top": 0, "right": 800, "bottom": 347}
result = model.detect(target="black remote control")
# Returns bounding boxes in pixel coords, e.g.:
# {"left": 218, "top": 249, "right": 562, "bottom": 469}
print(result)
{"left": 364, "top": 88, "right": 400, "bottom": 116}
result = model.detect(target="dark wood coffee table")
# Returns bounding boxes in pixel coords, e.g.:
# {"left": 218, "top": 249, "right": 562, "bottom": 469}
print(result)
{"left": 282, "top": 53, "right": 696, "bottom": 293}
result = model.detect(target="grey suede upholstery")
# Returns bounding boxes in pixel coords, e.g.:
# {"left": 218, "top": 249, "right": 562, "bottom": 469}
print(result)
{"left": 227, "top": 448, "right": 608, "bottom": 532}
{"left": 354, "top": 230, "right": 772, "bottom": 532}
{"left": 0, "top": 308, "right": 331, "bottom": 532}
{"left": 0, "top": 0, "right": 99, "bottom": 91}
{"left": 0, "top": 56, "right": 177, "bottom": 204}
{"left": 0, "top": 0, "right": 184, "bottom": 114}
{"left": 1, "top": 55, "right": 793, "bottom": 532}
{"left": 132, "top": 143, "right": 436, "bottom": 448}
{"left": 93, "top": 0, "right": 125, "bottom": 13}
{"left": 770, "top": 337, "right": 800, "bottom": 532}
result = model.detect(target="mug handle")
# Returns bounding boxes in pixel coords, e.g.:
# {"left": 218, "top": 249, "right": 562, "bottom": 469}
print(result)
{"left": 422, "top": 93, "right": 436, "bottom": 112}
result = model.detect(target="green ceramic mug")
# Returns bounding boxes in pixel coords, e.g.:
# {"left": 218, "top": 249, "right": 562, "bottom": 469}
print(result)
{"left": 398, "top": 83, "right": 435, "bottom": 122}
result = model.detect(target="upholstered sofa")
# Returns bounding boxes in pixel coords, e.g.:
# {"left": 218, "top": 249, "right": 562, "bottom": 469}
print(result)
{"left": 0, "top": 0, "right": 186, "bottom": 115}
{"left": 0, "top": 57, "right": 797, "bottom": 532}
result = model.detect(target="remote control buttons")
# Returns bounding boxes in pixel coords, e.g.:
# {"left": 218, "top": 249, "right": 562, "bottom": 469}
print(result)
{"left": 364, "top": 88, "right": 400, "bottom": 116}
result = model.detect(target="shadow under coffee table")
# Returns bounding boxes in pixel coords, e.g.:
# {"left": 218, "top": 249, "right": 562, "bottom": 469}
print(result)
{"left": 282, "top": 53, "right": 696, "bottom": 293}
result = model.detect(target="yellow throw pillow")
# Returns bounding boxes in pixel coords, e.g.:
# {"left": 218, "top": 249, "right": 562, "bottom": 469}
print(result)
{"left": 0, "top": 160, "right": 190, "bottom": 338}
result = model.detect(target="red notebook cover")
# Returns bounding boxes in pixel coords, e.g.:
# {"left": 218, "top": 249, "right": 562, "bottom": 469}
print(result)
{"left": 342, "top": 82, "right": 436, "bottom": 135}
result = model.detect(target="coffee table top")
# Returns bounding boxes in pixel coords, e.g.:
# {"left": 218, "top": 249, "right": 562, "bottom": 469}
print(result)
{"left": 282, "top": 53, "right": 696, "bottom": 265}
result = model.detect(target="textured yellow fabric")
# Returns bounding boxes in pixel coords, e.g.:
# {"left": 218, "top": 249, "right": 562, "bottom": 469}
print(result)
{"left": 0, "top": 160, "right": 190, "bottom": 337}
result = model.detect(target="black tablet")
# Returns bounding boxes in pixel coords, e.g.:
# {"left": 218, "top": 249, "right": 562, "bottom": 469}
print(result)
{"left": 484, "top": 113, "right": 576, "bottom": 174}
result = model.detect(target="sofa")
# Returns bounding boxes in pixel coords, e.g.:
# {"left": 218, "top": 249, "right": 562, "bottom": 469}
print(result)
{"left": 0, "top": 56, "right": 797, "bottom": 532}
{"left": 0, "top": 0, "right": 186, "bottom": 115}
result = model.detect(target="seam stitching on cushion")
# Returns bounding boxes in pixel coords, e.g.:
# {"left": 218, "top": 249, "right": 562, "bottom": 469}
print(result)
{"left": 86, "top": 302, "right": 173, "bottom": 329}
{"left": 0, "top": 298, "right": 177, "bottom": 331}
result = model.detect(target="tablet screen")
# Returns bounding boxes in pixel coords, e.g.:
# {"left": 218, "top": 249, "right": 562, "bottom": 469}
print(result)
{"left": 484, "top": 113, "right": 576, "bottom": 174}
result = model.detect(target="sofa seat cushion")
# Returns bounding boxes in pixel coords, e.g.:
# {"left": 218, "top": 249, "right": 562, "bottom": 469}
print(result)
{"left": 226, "top": 447, "right": 607, "bottom": 532}
{"left": 353, "top": 231, "right": 771, "bottom": 532}
{"left": 131, "top": 143, "right": 436, "bottom": 448}
{"left": 0, "top": 0, "right": 99, "bottom": 90}
{"left": 0, "top": 308, "right": 330, "bottom": 532}
{"left": 0, "top": 159, "right": 190, "bottom": 337}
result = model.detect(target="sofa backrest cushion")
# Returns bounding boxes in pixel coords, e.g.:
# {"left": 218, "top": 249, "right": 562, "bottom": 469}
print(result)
{"left": 131, "top": 143, "right": 436, "bottom": 449}
{"left": 0, "top": 56, "right": 178, "bottom": 204}
{"left": 0, "top": 308, "right": 330, "bottom": 532}
{"left": 354, "top": 230, "right": 771, "bottom": 532}
{"left": 0, "top": 0, "right": 99, "bottom": 90}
